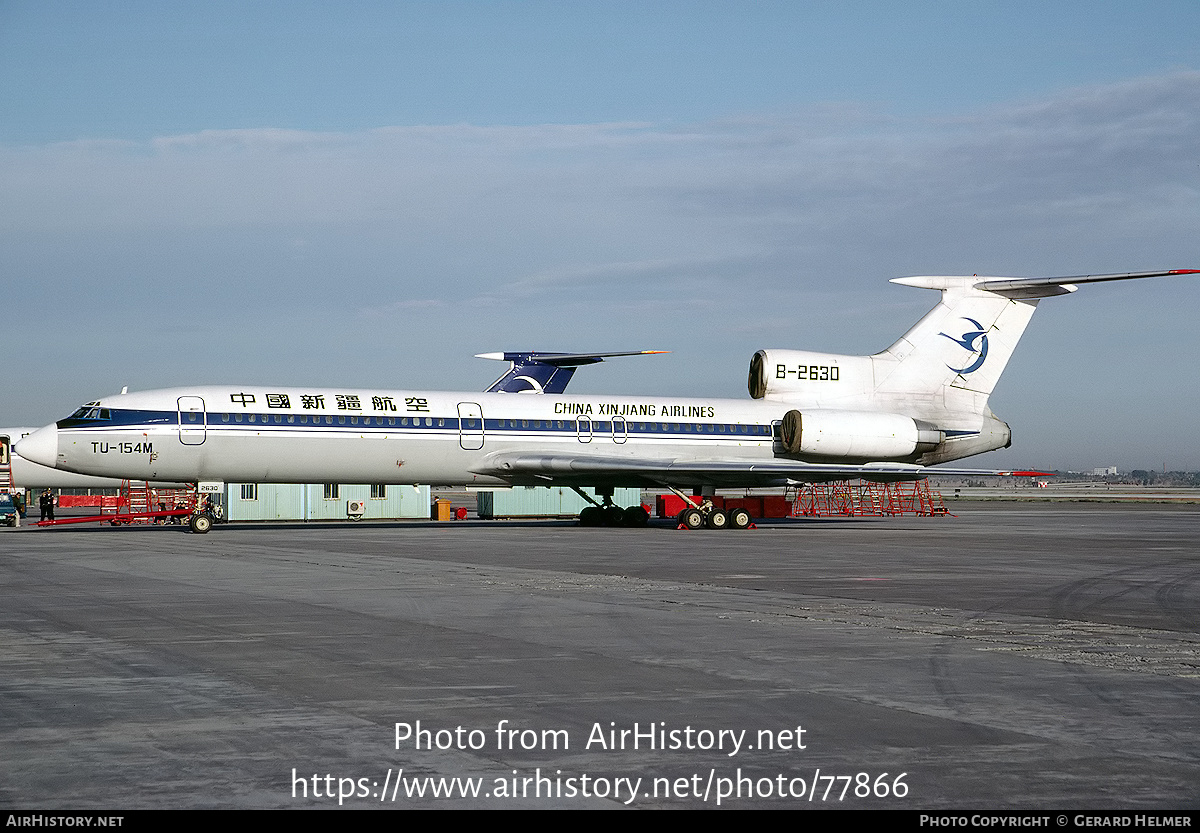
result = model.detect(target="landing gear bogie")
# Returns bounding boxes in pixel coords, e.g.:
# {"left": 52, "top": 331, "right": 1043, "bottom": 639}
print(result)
{"left": 579, "top": 503, "right": 650, "bottom": 528}
{"left": 672, "top": 494, "right": 755, "bottom": 531}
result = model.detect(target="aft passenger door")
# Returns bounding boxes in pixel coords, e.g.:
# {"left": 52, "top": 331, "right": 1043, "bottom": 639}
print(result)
{"left": 611, "top": 416, "right": 628, "bottom": 444}
{"left": 178, "top": 396, "right": 207, "bottom": 445}
{"left": 457, "top": 402, "right": 484, "bottom": 450}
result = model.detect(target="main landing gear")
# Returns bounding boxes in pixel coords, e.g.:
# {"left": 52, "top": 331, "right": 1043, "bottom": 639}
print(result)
{"left": 572, "top": 486, "right": 754, "bottom": 530}
{"left": 578, "top": 504, "right": 650, "bottom": 527}
{"left": 668, "top": 484, "right": 753, "bottom": 531}
{"left": 675, "top": 501, "right": 753, "bottom": 531}
{"left": 572, "top": 487, "right": 650, "bottom": 527}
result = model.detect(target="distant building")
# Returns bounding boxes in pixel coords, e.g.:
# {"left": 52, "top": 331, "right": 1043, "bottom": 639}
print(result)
{"left": 1092, "top": 466, "right": 1118, "bottom": 476}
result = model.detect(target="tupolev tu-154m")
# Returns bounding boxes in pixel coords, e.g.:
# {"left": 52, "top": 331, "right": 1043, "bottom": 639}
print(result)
{"left": 17, "top": 270, "right": 1196, "bottom": 533}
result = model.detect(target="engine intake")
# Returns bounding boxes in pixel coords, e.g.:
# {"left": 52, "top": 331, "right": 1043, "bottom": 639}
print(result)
{"left": 749, "top": 349, "right": 873, "bottom": 401}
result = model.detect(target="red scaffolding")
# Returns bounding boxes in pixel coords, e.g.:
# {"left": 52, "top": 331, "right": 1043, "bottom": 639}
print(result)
{"left": 36, "top": 481, "right": 198, "bottom": 527}
{"left": 792, "top": 479, "right": 949, "bottom": 517}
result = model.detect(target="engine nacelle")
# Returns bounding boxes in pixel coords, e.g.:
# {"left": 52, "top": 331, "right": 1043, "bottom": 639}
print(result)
{"left": 778, "top": 409, "right": 944, "bottom": 460}
{"left": 749, "top": 349, "right": 874, "bottom": 403}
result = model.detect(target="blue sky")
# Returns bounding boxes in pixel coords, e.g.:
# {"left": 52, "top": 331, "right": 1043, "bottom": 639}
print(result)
{"left": 2, "top": 1, "right": 1199, "bottom": 470}
{"left": 4, "top": 2, "right": 1198, "bottom": 140}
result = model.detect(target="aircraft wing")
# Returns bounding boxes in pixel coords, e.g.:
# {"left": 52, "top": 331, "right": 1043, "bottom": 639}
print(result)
{"left": 471, "top": 451, "right": 1042, "bottom": 489}
{"left": 478, "top": 350, "right": 668, "bottom": 394}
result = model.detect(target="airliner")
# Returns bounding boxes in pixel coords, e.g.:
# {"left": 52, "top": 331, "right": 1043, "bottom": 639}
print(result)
{"left": 17, "top": 270, "right": 1195, "bottom": 532}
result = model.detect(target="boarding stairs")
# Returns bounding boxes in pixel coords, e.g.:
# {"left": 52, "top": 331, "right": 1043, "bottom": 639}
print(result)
{"left": 0, "top": 437, "right": 12, "bottom": 492}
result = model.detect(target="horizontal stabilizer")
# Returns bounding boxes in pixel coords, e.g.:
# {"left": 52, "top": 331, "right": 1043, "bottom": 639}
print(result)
{"left": 893, "top": 270, "right": 1198, "bottom": 300}
{"left": 975, "top": 269, "right": 1199, "bottom": 299}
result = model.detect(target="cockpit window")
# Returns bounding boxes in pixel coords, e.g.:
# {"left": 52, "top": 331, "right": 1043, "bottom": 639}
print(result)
{"left": 69, "top": 402, "right": 111, "bottom": 420}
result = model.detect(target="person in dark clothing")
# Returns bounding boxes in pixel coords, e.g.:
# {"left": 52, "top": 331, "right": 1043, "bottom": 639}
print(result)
{"left": 39, "top": 489, "right": 55, "bottom": 522}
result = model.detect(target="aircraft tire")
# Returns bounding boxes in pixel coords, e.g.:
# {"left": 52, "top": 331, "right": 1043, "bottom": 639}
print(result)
{"left": 189, "top": 514, "right": 213, "bottom": 534}
{"left": 706, "top": 508, "right": 730, "bottom": 530}
{"left": 728, "top": 507, "right": 752, "bottom": 529}
{"left": 678, "top": 508, "right": 705, "bottom": 530}
{"left": 602, "top": 505, "right": 626, "bottom": 526}
{"left": 579, "top": 506, "right": 604, "bottom": 527}
{"left": 622, "top": 505, "right": 650, "bottom": 527}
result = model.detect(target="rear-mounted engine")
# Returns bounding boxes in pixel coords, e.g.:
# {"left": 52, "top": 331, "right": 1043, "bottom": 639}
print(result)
{"left": 778, "top": 408, "right": 944, "bottom": 460}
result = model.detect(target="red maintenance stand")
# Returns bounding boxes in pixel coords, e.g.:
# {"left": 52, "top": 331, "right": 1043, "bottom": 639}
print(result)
{"left": 35, "top": 481, "right": 199, "bottom": 527}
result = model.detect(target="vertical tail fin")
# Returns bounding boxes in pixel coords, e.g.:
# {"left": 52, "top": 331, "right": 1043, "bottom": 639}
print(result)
{"left": 874, "top": 270, "right": 1196, "bottom": 416}
{"left": 872, "top": 276, "right": 1041, "bottom": 416}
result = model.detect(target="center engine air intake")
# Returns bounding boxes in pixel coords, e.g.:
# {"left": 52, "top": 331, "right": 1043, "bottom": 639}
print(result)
{"left": 749, "top": 349, "right": 871, "bottom": 400}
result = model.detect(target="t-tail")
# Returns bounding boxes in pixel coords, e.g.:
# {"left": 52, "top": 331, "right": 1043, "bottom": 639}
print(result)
{"left": 749, "top": 270, "right": 1198, "bottom": 464}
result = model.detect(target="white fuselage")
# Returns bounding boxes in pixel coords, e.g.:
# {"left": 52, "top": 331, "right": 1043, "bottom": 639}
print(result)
{"left": 18, "top": 384, "right": 993, "bottom": 488}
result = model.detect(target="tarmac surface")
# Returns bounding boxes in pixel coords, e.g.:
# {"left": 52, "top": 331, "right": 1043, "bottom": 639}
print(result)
{"left": 2, "top": 503, "right": 1199, "bottom": 809}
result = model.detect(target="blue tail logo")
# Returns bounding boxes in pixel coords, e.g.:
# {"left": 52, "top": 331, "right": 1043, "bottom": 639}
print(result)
{"left": 940, "top": 317, "right": 989, "bottom": 374}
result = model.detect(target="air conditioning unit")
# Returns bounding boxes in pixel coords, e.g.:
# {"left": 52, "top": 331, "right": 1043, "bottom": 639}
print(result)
{"left": 347, "top": 500, "right": 366, "bottom": 516}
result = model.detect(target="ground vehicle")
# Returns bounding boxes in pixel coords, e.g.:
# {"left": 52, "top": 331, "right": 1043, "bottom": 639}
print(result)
{"left": 0, "top": 493, "right": 19, "bottom": 527}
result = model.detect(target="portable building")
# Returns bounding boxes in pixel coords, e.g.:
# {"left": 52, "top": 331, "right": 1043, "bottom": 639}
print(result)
{"left": 477, "top": 486, "right": 642, "bottom": 519}
{"left": 225, "top": 483, "right": 431, "bottom": 521}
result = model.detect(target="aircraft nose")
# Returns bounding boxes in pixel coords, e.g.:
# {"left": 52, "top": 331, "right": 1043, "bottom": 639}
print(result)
{"left": 15, "top": 424, "right": 59, "bottom": 468}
